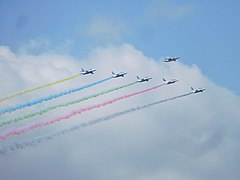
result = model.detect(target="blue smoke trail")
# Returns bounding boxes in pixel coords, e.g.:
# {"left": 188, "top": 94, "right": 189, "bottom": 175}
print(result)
{"left": 0, "top": 77, "right": 112, "bottom": 114}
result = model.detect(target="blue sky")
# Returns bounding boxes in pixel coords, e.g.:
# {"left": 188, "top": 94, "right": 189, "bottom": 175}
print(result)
{"left": 0, "top": 0, "right": 239, "bottom": 95}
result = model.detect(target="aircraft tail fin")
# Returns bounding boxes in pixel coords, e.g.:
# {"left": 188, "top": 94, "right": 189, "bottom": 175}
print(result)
{"left": 112, "top": 71, "right": 115, "bottom": 75}
{"left": 137, "top": 76, "right": 140, "bottom": 79}
{"left": 191, "top": 87, "right": 194, "bottom": 91}
{"left": 81, "top": 68, "right": 84, "bottom": 72}
{"left": 163, "top": 78, "right": 166, "bottom": 82}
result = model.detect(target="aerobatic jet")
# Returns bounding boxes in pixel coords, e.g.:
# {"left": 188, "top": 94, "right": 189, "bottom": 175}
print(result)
{"left": 191, "top": 87, "right": 206, "bottom": 93}
{"left": 164, "top": 56, "right": 180, "bottom": 62}
{"left": 80, "top": 68, "right": 96, "bottom": 75}
{"left": 163, "top": 78, "right": 179, "bottom": 84}
{"left": 112, "top": 71, "right": 127, "bottom": 78}
{"left": 137, "top": 76, "right": 152, "bottom": 82}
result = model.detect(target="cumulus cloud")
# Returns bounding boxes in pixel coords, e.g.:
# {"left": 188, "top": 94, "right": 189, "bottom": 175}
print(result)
{"left": 0, "top": 43, "right": 239, "bottom": 180}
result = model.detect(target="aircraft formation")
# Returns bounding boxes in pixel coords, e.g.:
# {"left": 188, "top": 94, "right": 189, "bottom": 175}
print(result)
{"left": 79, "top": 57, "right": 205, "bottom": 92}
{"left": 0, "top": 56, "right": 206, "bottom": 153}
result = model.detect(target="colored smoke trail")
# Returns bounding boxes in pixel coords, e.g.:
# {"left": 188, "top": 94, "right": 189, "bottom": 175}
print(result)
{"left": 0, "top": 77, "right": 112, "bottom": 114}
{"left": 0, "top": 83, "right": 166, "bottom": 139}
{"left": 0, "top": 74, "right": 81, "bottom": 103}
{"left": 0, "top": 82, "right": 137, "bottom": 127}
{"left": 0, "top": 92, "right": 193, "bottom": 153}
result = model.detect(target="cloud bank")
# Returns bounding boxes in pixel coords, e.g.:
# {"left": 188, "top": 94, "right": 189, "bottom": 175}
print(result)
{"left": 0, "top": 43, "right": 239, "bottom": 180}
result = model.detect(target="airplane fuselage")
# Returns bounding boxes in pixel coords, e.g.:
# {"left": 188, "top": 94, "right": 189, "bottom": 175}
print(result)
{"left": 164, "top": 59, "right": 176, "bottom": 62}
{"left": 167, "top": 80, "right": 178, "bottom": 84}
{"left": 112, "top": 72, "right": 127, "bottom": 78}
{"left": 163, "top": 78, "right": 179, "bottom": 84}
{"left": 137, "top": 77, "right": 152, "bottom": 82}
{"left": 191, "top": 87, "right": 205, "bottom": 93}
{"left": 193, "top": 88, "right": 205, "bottom": 93}
{"left": 81, "top": 69, "right": 96, "bottom": 75}
{"left": 164, "top": 56, "right": 179, "bottom": 62}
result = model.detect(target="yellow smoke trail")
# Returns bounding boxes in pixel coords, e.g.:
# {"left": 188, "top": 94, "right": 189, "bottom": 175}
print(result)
{"left": 0, "top": 74, "right": 81, "bottom": 103}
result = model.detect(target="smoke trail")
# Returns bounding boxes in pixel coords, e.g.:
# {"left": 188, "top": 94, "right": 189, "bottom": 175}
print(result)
{"left": 0, "top": 82, "right": 137, "bottom": 127}
{"left": 0, "top": 92, "right": 193, "bottom": 154}
{"left": 0, "top": 83, "right": 166, "bottom": 139}
{"left": 0, "top": 74, "right": 82, "bottom": 103}
{"left": 0, "top": 77, "right": 112, "bottom": 114}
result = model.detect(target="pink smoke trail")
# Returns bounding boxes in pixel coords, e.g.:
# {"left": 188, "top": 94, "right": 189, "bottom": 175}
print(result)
{"left": 0, "top": 83, "right": 166, "bottom": 139}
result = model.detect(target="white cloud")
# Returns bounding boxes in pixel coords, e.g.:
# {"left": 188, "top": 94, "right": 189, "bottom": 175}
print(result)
{"left": 146, "top": 0, "right": 194, "bottom": 20}
{"left": 0, "top": 43, "right": 239, "bottom": 180}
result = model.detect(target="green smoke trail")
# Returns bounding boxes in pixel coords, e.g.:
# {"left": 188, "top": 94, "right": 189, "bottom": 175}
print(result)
{"left": 0, "top": 82, "right": 137, "bottom": 127}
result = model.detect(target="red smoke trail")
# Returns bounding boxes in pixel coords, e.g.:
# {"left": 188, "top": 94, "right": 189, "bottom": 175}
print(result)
{"left": 0, "top": 83, "right": 166, "bottom": 139}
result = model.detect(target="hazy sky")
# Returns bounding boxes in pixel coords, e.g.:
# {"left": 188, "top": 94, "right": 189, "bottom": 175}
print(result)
{"left": 0, "top": 1, "right": 240, "bottom": 180}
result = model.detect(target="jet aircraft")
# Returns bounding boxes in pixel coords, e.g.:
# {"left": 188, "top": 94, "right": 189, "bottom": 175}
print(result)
{"left": 164, "top": 56, "right": 180, "bottom": 62}
{"left": 163, "top": 78, "right": 179, "bottom": 84}
{"left": 112, "top": 71, "right": 127, "bottom": 78}
{"left": 137, "top": 76, "right": 152, "bottom": 82}
{"left": 80, "top": 68, "right": 96, "bottom": 75}
{"left": 191, "top": 87, "right": 206, "bottom": 93}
